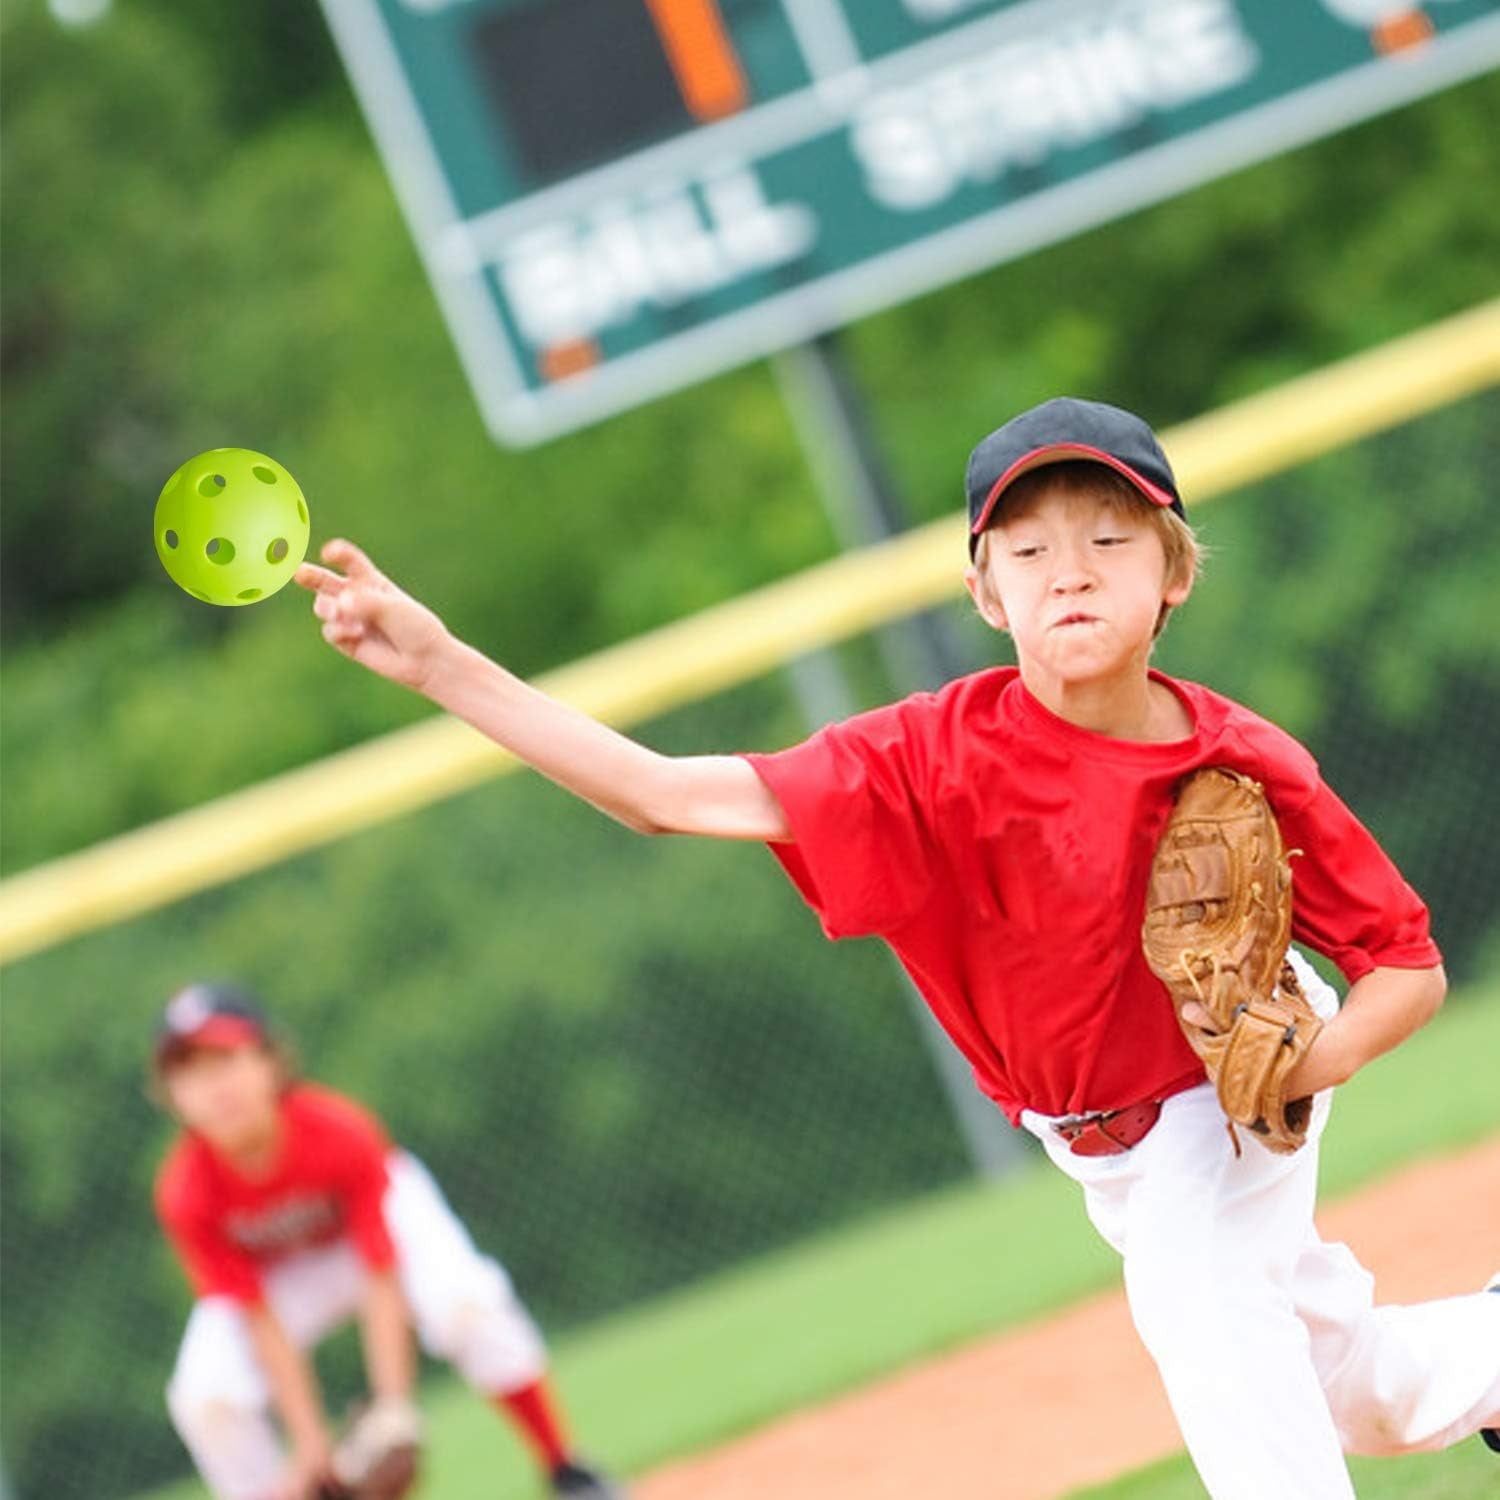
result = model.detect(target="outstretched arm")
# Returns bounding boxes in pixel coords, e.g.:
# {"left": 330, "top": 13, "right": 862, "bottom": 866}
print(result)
{"left": 296, "top": 541, "right": 790, "bottom": 841}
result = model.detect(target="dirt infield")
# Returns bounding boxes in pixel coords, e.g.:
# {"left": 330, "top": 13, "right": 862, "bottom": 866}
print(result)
{"left": 638, "top": 1134, "right": 1500, "bottom": 1500}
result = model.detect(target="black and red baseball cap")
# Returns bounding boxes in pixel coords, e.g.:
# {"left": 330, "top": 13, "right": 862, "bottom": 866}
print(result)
{"left": 154, "top": 982, "right": 271, "bottom": 1067}
{"left": 965, "top": 397, "right": 1185, "bottom": 558}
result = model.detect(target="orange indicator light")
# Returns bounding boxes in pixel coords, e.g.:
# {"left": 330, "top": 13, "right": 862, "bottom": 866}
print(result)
{"left": 644, "top": 0, "right": 750, "bottom": 121}
{"left": 1372, "top": 9, "right": 1435, "bottom": 54}
{"left": 539, "top": 339, "right": 602, "bottom": 383}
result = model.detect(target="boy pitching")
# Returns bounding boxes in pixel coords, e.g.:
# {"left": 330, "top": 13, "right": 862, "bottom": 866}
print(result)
{"left": 152, "top": 981, "right": 623, "bottom": 1500}
{"left": 296, "top": 397, "right": 1500, "bottom": 1497}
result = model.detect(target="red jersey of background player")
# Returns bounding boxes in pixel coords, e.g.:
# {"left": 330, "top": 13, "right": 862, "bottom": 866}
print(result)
{"left": 156, "top": 1083, "right": 396, "bottom": 1304}
{"left": 746, "top": 665, "right": 1439, "bottom": 1124}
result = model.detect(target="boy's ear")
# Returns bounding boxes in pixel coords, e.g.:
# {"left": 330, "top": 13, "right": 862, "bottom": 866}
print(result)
{"left": 1162, "top": 558, "right": 1196, "bottom": 610}
{"left": 964, "top": 566, "right": 1009, "bottom": 632}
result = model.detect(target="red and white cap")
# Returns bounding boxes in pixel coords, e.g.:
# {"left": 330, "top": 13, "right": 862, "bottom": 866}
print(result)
{"left": 154, "top": 982, "right": 270, "bottom": 1066}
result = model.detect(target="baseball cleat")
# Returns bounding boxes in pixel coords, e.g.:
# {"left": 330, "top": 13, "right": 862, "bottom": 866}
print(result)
{"left": 550, "top": 1458, "right": 628, "bottom": 1498}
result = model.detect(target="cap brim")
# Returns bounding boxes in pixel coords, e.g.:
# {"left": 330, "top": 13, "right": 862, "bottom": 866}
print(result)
{"left": 156, "top": 1015, "right": 263, "bottom": 1064}
{"left": 970, "top": 443, "right": 1181, "bottom": 540}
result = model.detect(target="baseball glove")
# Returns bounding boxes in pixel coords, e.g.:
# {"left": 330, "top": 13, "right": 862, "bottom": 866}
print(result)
{"left": 1142, "top": 767, "right": 1322, "bottom": 1154}
{"left": 318, "top": 1398, "right": 423, "bottom": 1500}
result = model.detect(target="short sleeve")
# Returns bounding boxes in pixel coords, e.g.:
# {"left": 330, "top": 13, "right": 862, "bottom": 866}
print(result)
{"left": 156, "top": 1183, "right": 264, "bottom": 1305}
{"left": 310, "top": 1096, "right": 397, "bottom": 1271}
{"left": 1282, "top": 778, "right": 1442, "bottom": 983}
{"left": 743, "top": 703, "right": 938, "bottom": 939}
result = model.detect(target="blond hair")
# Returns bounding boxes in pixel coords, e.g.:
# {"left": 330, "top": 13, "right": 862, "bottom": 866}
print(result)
{"left": 971, "top": 460, "right": 1201, "bottom": 639}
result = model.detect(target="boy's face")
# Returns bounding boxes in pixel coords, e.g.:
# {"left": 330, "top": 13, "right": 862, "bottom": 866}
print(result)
{"left": 965, "top": 483, "right": 1190, "bottom": 690}
{"left": 161, "top": 1042, "right": 282, "bottom": 1156}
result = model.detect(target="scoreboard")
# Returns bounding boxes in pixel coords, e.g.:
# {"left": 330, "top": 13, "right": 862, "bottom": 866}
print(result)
{"left": 319, "top": 0, "right": 1500, "bottom": 444}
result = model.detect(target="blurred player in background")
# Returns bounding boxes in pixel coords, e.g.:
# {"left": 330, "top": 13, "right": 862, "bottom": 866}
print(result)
{"left": 151, "top": 981, "right": 623, "bottom": 1500}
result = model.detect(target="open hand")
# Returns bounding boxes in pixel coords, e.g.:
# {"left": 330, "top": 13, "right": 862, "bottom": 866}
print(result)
{"left": 296, "top": 540, "right": 450, "bottom": 694}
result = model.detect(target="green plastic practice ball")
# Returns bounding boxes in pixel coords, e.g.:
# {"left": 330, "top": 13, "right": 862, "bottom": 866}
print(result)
{"left": 155, "top": 448, "right": 310, "bottom": 606}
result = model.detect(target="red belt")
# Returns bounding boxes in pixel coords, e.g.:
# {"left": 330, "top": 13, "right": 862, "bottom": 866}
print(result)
{"left": 1052, "top": 1100, "right": 1164, "bottom": 1157}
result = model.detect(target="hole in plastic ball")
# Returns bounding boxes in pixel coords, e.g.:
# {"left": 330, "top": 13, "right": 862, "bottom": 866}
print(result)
{"left": 267, "top": 537, "right": 289, "bottom": 564}
{"left": 297, "top": 498, "right": 307, "bottom": 524}
{"left": 252, "top": 465, "right": 277, "bottom": 484}
{"left": 188, "top": 588, "right": 211, "bottom": 602}
{"left": 237, "top": 588, "right": 263, "bottom": 601}
{"left": 205, "top": 537, "right": 236, "bottom": 565}
{"left": 198, "top": 474, "right": 227, "bottom": 497}
{"left": 164, "top": 530, "right": 179, "bottom": 549}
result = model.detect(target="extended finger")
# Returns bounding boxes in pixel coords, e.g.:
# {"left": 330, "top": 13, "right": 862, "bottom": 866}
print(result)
{"left": 324, "top": 584, "right": 386, "bottom": 626}
{"left": 320, "top": 538, "right": 379, "bottom": 580}
{"left": 295, "top": 562, "right": 345, "bottom": 594}
{"left": 321, "top": 620, "right": 364, "bottom": 649}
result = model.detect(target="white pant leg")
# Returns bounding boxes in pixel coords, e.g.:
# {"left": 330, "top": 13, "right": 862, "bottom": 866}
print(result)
{"left": 1023, "top": 951, "right": 1500, "bottom": 1497}
{"left": 166, "top": 1299, "right": 284, "bottom": 1500}
{"left": 165, "top": 1244, "right": 364, "bottom": 1500}
{"left": 1296, "top": 1237, "right": 1500, "bottom": 1454}
{"left": 1234, "top": 955, "right": 1500, "bottom": 1454}
{"left": 1028, "top": 1079, "right": 1356, "bottom": 1500}
{"left": 384, "top": 1152, "right": 548, "bottom": 1394}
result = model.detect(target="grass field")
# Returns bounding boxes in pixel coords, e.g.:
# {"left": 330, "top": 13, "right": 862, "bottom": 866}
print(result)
{"left": 140, "top": 980, "right": 1500, "bottom": 1500}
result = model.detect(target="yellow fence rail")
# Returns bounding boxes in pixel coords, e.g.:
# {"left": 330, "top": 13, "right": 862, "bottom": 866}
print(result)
{"left": 4, "top": 300, "right": 1499, "bottom": 965}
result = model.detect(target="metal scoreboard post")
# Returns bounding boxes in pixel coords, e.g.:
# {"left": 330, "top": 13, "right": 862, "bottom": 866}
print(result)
{"left": 321, "top": 0, "right": 1500, "bottom": 446}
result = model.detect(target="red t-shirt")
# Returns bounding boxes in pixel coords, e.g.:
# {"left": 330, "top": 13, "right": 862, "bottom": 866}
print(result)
{"left": 155, "top": 1083, "right": 397, "bottom": 1304}
{"left": 744, "top": 667, "right": 1440, "bottom": 1125}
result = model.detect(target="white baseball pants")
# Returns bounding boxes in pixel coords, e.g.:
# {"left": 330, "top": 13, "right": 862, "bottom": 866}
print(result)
{"left": 1022, "top": 952, "right": 1500, "bottom": 1499}
{"left": 166, "top": 1152, "right": 547, "bottom": 1500}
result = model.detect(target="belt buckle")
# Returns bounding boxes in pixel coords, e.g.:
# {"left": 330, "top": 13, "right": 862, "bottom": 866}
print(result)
{"left": 1054, "top": 1108, "right": 1126, "bottom": 1157}
{"left": 1054, "top": 1109, "right": 1106, "bottom": 1140}
{"left": 1056, "top": 1101, "right": 1169, "bottom": 1156}
{"left": 1053, "top": 1101, "right": 1164, "bottom": 1156}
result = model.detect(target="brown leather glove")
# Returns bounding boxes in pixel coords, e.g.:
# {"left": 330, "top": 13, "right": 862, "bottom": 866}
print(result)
{"left": 1142, "top": 767, "right": 1322, "bottom": 1154}
{"left": 318, "top": 1399, "right": 422, "bottom": 1500}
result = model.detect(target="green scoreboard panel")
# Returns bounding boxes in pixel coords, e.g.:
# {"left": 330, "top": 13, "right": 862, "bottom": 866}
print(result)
{"left": 319, "top": 0, "right": 1500, "bottom": 444}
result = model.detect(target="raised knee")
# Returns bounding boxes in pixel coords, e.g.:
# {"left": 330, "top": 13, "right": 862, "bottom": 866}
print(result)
{"left": 424, "top": 1290, "right": 501, "bottom": 1362}
{"left": 167, "top": 1383, "right": 261, "bottom": 1443}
